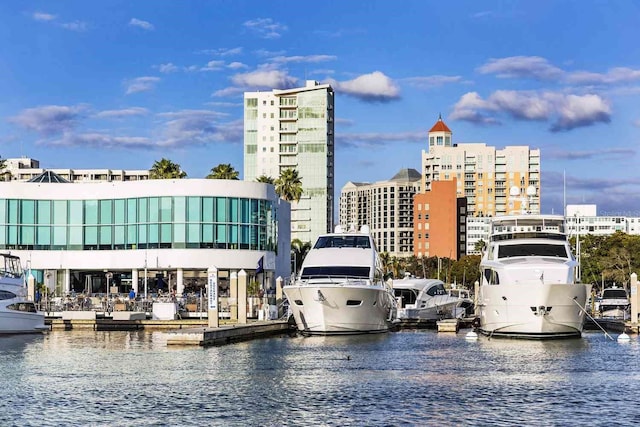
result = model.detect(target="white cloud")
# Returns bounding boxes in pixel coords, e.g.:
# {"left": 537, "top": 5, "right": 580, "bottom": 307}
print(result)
{"left": 60, "top": 21, "right": 88, "bottom": 32}
{"left": 243, "top": 18, "right": 287, "bottom": 39}
{"left": 156, "top": 110, "right": 242, "bottom": 147}
{"left": 94, "top": 107, "right": 149, "bottom": 119}
{"left": 451, "top": 90, "right": 611, "bottom": 131}
{"left": 566, "top": 67, "right": 640, "bottom": 85}
{"left": 227, "top": 62, "right": 248, "bottom": 70}
{"left": 328, "top": 71, "right": 400, "bottom": 102}
{"left": 9, "top": 105, "right": 86, "bottom": 135}
{"left": 231, "top": 69, "right": 298, "bottom": 89}
{"left": 478, "top": 56, "right": 564, "bottom": 80}
{"left": 338, "top": 131, "right": 425, "bottom": 148}
{"left": 633, "top": 119, "right": 640, "bottom": 127}
{"left": 129, "top": 18, "right": 154, "bottom": 31}
{"left": 196, "top": 47, "right": 243, "bottom": 56}
{"left": 201, "top": 60, "right": 225, "bottom": 72}
{"left": 158, "top": 63, "right": 179, "bottom": 73}
{"left": 33, "top": 12, "right": 56, "bottom": 21}
{"left": 125, "top": 76, "right": 160, "bottom": 94}
{"left": 48, "top": 132, "right": 154, "bottom": 149}
{"left": 212, "top": 86, "right": 245, "bottom": 98}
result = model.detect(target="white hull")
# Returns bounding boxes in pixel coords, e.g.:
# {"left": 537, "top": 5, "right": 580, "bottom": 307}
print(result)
{"left": 284, "top": 284, "right": 395, "bottom": 335}
{"left": 397, "top": 298, "right": 466, "bottom": 321}
{"left": 0, "top": 308, "right": 47, "bottom": 334}
{"left": 478, "top": 283, "right": 590, "bottom": 338}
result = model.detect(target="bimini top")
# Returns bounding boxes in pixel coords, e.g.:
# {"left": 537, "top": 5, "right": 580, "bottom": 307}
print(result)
{"left": 490, "top": 215, "right": 567, "bottom": 242}
{"left": 27, "top": 170, "right": 70, "bottom": 183}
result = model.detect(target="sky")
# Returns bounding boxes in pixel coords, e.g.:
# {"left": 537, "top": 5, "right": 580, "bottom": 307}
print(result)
{"left": 1, "top": 1, "right": 640, "bottom": 216}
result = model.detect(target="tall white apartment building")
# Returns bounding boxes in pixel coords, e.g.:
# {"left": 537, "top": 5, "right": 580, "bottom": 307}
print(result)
{"left": 243, "top": 81, "right": 335, "bottom": 244}
{"left": 422, "top": 116, "right": 541, "bottom": 217}
{"left": 340, "top": 169, "right": 422, "bottom": 257}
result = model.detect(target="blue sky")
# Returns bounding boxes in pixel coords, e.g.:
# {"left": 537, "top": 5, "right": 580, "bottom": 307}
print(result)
{"left": 1, "top": 1, "right": 640, "bottom": 215}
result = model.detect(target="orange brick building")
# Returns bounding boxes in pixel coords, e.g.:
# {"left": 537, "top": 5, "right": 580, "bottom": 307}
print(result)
{"left": 413, "top": 179, "right": 467, "bottom": 259}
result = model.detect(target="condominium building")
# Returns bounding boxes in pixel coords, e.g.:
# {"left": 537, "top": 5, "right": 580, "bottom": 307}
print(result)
{"left": 340, "top": 169, "right": 421, "bottom": 257}
{"left": 3, "top": 157, "right": 150, "bottom": 182}
{"left": 243, "top": 80, "right": 335, "bottom": 244}
{"left": 413, "top": 179, "right": 467, "bottom": 259}
{"left": 422, "top": 116, "right": 541, "bottom": 217}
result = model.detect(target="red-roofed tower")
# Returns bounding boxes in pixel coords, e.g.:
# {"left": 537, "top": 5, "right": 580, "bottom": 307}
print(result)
{"left": 427, "top": 114, "right": 452, "bottom": 152}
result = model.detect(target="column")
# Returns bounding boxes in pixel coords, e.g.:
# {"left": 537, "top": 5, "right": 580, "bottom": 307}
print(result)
{"left": 132, "top": 269, "right": 139, "bottom": 295}
{"left": 230, "top": 271, "right": 238, "bottom": 321}
{"left": 177, "top": 268, "right": 184, "bottom": 297}
{"left": 238, "top": 270, "right": 247, "bottom": 324}
{"left": 631, "top": 273, "right": 638, "bottom": 325}
{"left": 207, "top": 267, "right": 219, "bottom": 328}
{"left": 276, "top": 276, "right": 283, "bottom": 318}
{"left": 64, "top": 269, "right": 71, "bottom": 295}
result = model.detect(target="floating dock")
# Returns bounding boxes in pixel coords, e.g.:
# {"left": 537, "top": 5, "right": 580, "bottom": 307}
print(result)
{"left": 166, "top": 321, "right": 291, "bottom": 346}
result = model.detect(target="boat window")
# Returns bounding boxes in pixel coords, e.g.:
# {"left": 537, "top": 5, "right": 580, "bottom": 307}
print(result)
{"left": 394, "top": 288, "right": 417, "bottom": 305}
{"left": 300, "top": 266, "right": 370, "bottom": 279}
{"left": 313, "top": 236, "right": 370, "bottom": 249}
{"left": 498, "top": 244, "right": 567, "bottom": 258}
{"left": 7, "top": 303, "right": 37, "bottom": 313}
{"left": 426, "top": 283, "right": 448, "bottom": 296}
{"left": 0, "top": 290, "right": 17, "bottom": 300}
{"left": 603, "top": 289, "right": 628, "bottom": 299}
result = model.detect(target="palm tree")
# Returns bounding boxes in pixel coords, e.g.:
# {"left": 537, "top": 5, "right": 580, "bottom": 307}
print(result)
{"left": 0, "top": 157, "right": 9, "bottom": 182}
{"left": 275, "top": 168, "right": 303, "bottom": 202}
{"left": 291, "top": 238, "right": 312, "bottom": 274}
{"left": 256, "top": 175, "right": 275, "bottom": 184}
{"left": 206, "top": 163, "right": 239, "bottom": 180}
{"left": 149, "top": 158, "right": 187, "bottom": 179}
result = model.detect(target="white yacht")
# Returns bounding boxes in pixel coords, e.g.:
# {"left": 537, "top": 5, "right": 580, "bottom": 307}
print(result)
{"left": 283, "top": 225, "right": 397, "bottom": 335}
{"left": 598, "top": 286, "right": 630, "bottom": 319}
{"left": 0, "top": 253, "right": 47, "bottom": 334}
{"left": 393, "top": 276, "right": 473, "bottom": 321}
{"left": 477, "top": 215, "right": 590, "bottom": 339}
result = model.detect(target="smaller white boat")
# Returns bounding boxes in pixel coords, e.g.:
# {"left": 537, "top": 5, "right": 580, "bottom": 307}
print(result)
{"left": 599, "top": 286, "right": 630, "bottom": 319}
{"left": 393, "top": 275, "right": 473, "bottom": 321}
{"left": 1, "top": 253, "right": 47, "bottom": 334}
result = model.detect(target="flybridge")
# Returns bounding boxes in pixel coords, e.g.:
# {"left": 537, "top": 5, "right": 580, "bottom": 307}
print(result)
{"left": 490, "top": 215, "right": 567, "bottom": 242}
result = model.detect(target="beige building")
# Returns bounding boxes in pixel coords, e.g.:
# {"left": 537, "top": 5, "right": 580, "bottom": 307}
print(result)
{"left": 243, "top": 81, "right": 335, "bottom": 244}
{"left": 340, "top": 169, "right": 421, "bottom": 257}
{"left": 422, "top": 116, "right": 541, "bottom": 217}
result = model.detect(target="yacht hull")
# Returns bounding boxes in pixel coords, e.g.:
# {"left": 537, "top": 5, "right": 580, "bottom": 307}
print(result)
{"left": 0, "top": 308, "right": 47, "bottom": 334}
{"left": 478, "top": 283, "right": 590, "bottom": 339}
{"left": 283, "top": 284, "right": 395, "bottom": 335}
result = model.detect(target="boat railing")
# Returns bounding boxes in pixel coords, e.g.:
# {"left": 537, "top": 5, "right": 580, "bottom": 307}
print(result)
{"left": 297, "top": 275, "right": 373, "bottom": 286}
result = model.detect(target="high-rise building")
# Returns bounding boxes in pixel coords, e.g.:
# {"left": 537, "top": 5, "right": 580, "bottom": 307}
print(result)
{"left": 340, "top": 169, "right": 421, "bottom": 257}
{"left": 422, "top": 116, "right": 541, "bottom": 217}
{"left": 243, "top": 81, "right": 334, "bottom": 244}
{"left": 413, "top": 179, "right": 467, "bottom": 259}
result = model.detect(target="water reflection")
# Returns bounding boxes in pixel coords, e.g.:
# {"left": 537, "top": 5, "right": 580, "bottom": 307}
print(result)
{"left": 1, "top": 330, "right": 639, "bottom": 426}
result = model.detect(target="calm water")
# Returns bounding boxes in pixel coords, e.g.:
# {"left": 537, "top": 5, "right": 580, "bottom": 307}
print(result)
{"left": 1, "top": 329, "right": 639, "bottom": 426}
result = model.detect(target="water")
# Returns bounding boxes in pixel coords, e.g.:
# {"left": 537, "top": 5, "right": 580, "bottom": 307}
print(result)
{"left": 1, "top": 330, "right": 640, "bottom": 426}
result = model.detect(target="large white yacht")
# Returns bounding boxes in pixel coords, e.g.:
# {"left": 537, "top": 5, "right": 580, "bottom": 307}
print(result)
{"left": 393, "top": 275, "right": 473, "bottom": 321}
{"left": 477, "top": 215, "right": 590, "bottom": 339}
{"left": 0, "top": 253, "right": 47, "bottom": 334}
{"left": 283, "top": 225, "right": 397, "bottom": 335}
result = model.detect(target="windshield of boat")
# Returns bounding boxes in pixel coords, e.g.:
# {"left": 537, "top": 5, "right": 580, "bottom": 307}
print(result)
{"left": 314, "top": 236, "right": 371, "bottom": 249}
{"left": 498, "top": 243, "right": 568, "bottom": 258}
{"left": 603, "top": 289, "right": 627, "bottom": 299}
{"left": 394, "top": 288, "right": 418, "bottom": 304}
{"left": 426, "top": 283, "right": 448, "bottom": 296}
{"left": 300, "top": 266, "right": 370, "bottom": 279}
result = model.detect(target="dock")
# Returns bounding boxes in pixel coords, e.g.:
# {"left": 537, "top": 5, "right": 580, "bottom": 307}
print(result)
{"left": 166, "top": 321, "right": 291, "bottom": 346}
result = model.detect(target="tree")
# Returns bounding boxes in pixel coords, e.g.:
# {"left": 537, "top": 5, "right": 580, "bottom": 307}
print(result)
{"left": 206, "top": 163, "right": 239, "bottom": 180}
{"left": 256, "top": 175, "right": 275, "bottom": 184}
{"left": 275, "top": 168, "right": 303, "bottom": 202}
{"left": 149, "top": 158, "right": 187, "bottom": 179}
{"left": 291, "top": 238, "right": 312, "bottom": 274}
{"left": 0, "top": 157, "right": 11, "bottom": 182}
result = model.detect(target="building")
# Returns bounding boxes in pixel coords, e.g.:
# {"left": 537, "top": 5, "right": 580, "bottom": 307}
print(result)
{"left": 0, "top": 175, "right": 291, "bottom": 297}
{"left": 243, "top": 80, "right": 335, "bottom": 244}
{"left": 413, "top": 179, "right": 467, "bottom": 259}
{"left": 3, "top": 157, "right": 150, "bottom": 182}
{"left": 421, "top": 116, "right": 541, "bottom": 217}
{"left": 340, "top": 169, "right": 421, "bottom": 257}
